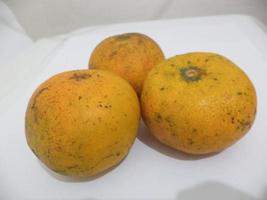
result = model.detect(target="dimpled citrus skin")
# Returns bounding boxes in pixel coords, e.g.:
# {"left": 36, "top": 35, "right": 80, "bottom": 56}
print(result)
{"left": 25, "top": 69, "right": 140, "bottom": 177}
{"left": 141, "top": 52, "right": 257, "bottom": 155}
{"left": 89, "top": 33, "right": 165, "bottom": 95}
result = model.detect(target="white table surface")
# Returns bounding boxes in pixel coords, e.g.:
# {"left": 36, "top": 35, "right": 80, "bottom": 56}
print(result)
{"left": 1, "top": 15, "right": 267, "bottom": 200}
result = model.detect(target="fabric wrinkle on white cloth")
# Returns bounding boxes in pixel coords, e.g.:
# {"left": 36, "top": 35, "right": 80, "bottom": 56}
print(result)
{"left": 0, "top": 0, "right": 33, "bottom": 106}
{"left": 0, "top": 0, "right": 33, "bottom": 66}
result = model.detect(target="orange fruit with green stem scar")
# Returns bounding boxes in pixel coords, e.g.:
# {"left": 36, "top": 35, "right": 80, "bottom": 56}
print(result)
{"left": 141, "top": 52, "right": 257, "bottom": 155}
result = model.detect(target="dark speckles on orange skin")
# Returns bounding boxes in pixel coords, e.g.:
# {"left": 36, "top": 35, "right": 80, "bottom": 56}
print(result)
{"left": 69, "top": 73, "right": 92, "bottom": 81}
{"left": 141, "top": 52, "right": 257, "bottom": 155}
{"left": 155, "top": 113, "right": 162, "bottom": 123}
{"left": 30, "top": 87, "right": 49, "bottom": 123}
{"left": 188, "top": 139, "right": 194, "bottom": 145}
{"left": 116, "top": 152, "right": 121, "bottom": 156}
{"left": 89, "top": 32, "right": 165, "bottom": 94}
{"left": 25, "top": 69, "right": 140, "bottom": 177}
{"left": 31, "top": 87, "right": 49, "bottom": 110}
{"left": 180, "top": 66, "right": 207, "bottom": 82}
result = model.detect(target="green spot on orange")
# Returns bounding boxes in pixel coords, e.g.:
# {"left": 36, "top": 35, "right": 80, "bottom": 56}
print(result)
{"left": 180, "top": 66, "right": 207, "bottom": 82}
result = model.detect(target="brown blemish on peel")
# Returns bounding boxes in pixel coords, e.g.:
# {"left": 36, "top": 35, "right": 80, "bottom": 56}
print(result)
{"left": 70, "top": 73, "right": 92, "bottom": 81}
{"left": 66, "top": 165, "right": 78, "bottom": 169}
{"left": 31, "top": 87, "right": 49, "bottom": 123}
{"left": 116, "top": 33, "right": 135, "bottom": 40}
{"left": 116, "top": 152, "right": 121, "bottom": 156}
{"left": 109, "top": 51, "right": 117, "bottom": 59}
{"left": 155, "top": 113, "right": 162, "bottom": 123}
{"left": 188, "top": 138, "right": 194, "bottom": 145}
{"left": 138, "top": 39, "right": 143, "bottom": 45}
{"left": 31, "top": 87, "right": 49, "bottom": 110}
{"left": 165, "top": 116, "right": 175, "bottom": 127}
{"left": 231, "top": 117, "right": 235, "bottom": 124}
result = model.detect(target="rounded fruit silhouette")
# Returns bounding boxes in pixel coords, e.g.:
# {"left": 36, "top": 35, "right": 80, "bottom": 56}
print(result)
{"left": 89, "top": 32, "right": 165, "bottom": 95}
{"left": 25, "top": 69, "right": 140, "bottom": 177}
{"left": 141, "top": 52, "right": 257, "bottom": 155}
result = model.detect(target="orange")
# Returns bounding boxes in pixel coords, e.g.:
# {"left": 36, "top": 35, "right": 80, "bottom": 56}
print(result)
{"left": 89, "top": 33, "right": 165, "bottom": 95}
{"left": 25, "top": 69, "right": 140, "bottom": 177}
{"left": 141, "top": 52, "right": 257, "bottom": 154}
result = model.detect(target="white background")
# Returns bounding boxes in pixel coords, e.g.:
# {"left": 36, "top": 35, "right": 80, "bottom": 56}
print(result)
{"left": 3, "top": 0, "right": 267, "bottom": 40}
